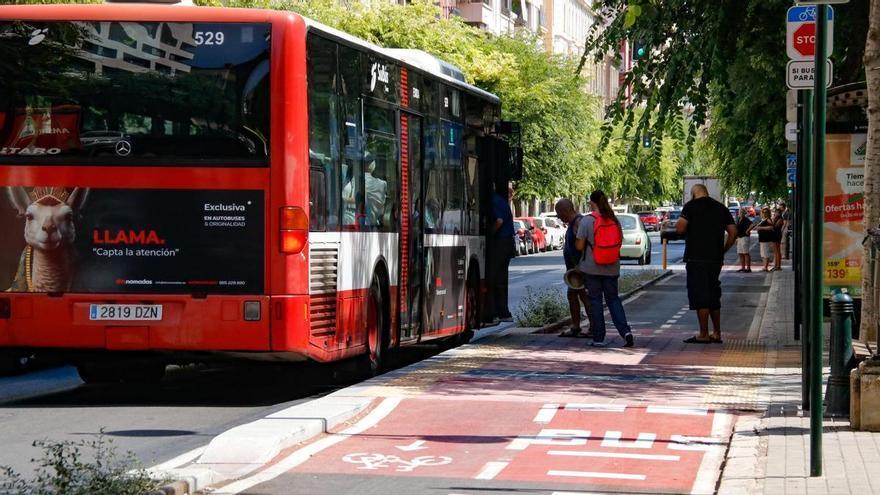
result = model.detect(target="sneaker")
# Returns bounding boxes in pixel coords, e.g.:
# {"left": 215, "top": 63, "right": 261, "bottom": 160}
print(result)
{"left": 590, "top": 341, "right": 606, "bottom": 347}
{"left": 624, "top": 333, "right": 634, "bottom": 348}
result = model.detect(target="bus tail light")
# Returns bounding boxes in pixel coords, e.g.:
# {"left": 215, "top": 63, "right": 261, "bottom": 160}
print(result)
{"left": 280, "top": 207, "right": 308, "bottom": 255}
{"left": 0, "top": 298, "right": 9, "bottom": 319}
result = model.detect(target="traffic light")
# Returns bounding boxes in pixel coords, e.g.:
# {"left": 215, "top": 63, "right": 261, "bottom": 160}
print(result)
{"left": 642, "top": 133, "right": 652, "bottom": 148}
{"left": 632, "top": 40, "right": 647, "bottom": 61}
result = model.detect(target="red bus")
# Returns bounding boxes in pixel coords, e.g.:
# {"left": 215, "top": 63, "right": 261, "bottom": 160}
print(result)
{"left": 0, "top": 2, "right": 520, "bottom": 381}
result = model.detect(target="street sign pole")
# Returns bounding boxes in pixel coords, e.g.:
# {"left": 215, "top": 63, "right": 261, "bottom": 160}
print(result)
{"left": 809, "top": 3, "right": 828, "bottom": 478}
{"left": 802, "top": 88, "right": 813, "bottom": 412}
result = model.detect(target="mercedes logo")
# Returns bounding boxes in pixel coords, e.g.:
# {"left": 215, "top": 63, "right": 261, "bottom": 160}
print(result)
{"left": 115, "top": 140, "right": 132, "bottom": 157}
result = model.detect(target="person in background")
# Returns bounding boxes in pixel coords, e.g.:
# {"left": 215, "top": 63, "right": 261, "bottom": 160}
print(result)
{"left": 735, "top": 208, "right": 754, "bottom": 273}
{"left": 555, "top": 198, "right": 592, "bottom": 338}
{"left": 486, "top": 183, "right": 515, "bottom": 323}
{"left": 755, "top": 207, "right": 775, "bottom": 272}
{"left": 576, "top": 190, "right": 634, "bottom": 348}
{"left": 677, "top": 184, "right": 736, "bottom": 344}
{"left": 772, "top": 208, "right": 784, "bottom": 271}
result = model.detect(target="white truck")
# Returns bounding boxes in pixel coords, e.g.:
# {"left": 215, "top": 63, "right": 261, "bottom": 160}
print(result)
{"left": 682, "top": 176, "right": 725, "bottom": 206}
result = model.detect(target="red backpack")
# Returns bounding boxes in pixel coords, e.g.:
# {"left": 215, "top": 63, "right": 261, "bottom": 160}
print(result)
{"left": 589, "top": 211, "right": 622, "bottom": 265}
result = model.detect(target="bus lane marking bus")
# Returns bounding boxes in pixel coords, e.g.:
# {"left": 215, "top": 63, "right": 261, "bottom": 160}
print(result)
{"left": 491, "top": 401, "right": 727, "bottom": 492}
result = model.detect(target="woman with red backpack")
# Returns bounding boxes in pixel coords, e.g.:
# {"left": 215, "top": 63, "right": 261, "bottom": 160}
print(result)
{"left": 575, "top": 190, "right": 634, "bottom": 348}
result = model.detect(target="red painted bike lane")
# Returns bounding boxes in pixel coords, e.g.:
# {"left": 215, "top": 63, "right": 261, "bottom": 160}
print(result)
{"left": 286, "top": 397, "right": 730, "bottom": 494}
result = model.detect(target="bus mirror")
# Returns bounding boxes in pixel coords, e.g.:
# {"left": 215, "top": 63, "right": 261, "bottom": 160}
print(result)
{"left": 510, "top": 146, "right": 523, "bottom": 181}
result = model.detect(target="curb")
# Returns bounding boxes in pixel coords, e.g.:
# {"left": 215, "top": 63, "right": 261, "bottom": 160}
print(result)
{"left": 148, "top": 394, "right": 375, "bottom": 495}
{"left": 533, "top": 269, "right": 673, "bottom": 334}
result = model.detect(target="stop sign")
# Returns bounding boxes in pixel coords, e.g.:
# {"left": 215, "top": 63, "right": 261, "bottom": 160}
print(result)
{"left": 793, "top": 24, "right": 816, "bottom": 57}
{"left": 787, "top": 6, "right": 833, "bottom": 61}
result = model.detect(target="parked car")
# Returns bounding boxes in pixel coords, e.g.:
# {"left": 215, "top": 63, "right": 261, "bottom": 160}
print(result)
{"left": 619, "top": 213, "right": 652, "bottom": 265}
{"left": 537, "top": 216, "right": 564, "bottom": 249}
{"left": 660, "top": 209, "right": 681, "bottom": 232}
{"left": 513, "top": 219, "right": 536, "bottom": 255}
{"left": 516, "top": 217, "right": 547, "bottom": 252}
{"left": 637, "top": 211, "right": 660, "bottom": 232}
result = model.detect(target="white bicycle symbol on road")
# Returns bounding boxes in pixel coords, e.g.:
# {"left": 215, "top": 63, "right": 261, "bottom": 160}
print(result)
{"left": 342, "top": 453, "right": 453, "bottom": 472}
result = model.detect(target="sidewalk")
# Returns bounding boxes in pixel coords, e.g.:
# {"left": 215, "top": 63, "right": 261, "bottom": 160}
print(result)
{"left": 717, "top": 268, "right": 880, "bottom": 495}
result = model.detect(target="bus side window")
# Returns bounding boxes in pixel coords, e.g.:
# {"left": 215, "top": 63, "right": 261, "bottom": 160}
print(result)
{"left": 339, "top": 45, "right": 364, "bottom": 231}
{"left": 363, "top": 104, "right": 399, "bottom": 232}
{"left": 306, "top": 34, "right": 340, "bottom": 231}
{"left": 440, "top": 120, "right": 465, "bottom": 235}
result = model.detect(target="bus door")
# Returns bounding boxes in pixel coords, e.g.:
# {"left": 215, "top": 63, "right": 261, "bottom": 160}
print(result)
{"left": 399, "top": 112, "right": 424, "bottom": 341}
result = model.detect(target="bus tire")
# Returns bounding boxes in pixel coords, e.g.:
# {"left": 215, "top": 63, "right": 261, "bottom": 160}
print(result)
{"left": 365, "top": 275, "right": 389, "bottom": 376}
{"left": 77, "top": 362, "right": 122, "bottom": 384}
{"left": 120, "top": 363, "right": 166, "bottom": 384}
{"left": 460, "top": 268, "right": 479, "bottom": 345}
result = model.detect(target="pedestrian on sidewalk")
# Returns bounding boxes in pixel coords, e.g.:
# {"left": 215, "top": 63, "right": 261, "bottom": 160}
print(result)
{"left": 779, "top": 201, "right": 792, "bottom": 260}
{"left": 676, "top": 184, "right": 736, "bottom": 344}
{"left": 555, "top": 198, "right": 593, "bottom": 338}
{"left": 575, "top": 190, "right": 634, "bottom": 348}
{"left": 735, "top": 208, "right": 754, "bottom": 273}
{"left": 755, "top": 208, "right": 775, "bottom": 272}
{"left": 772, "top": 208, "right": 784, "bottom": 271}
{"left": 486, "top": 183, "right": 515, "bottom": 323}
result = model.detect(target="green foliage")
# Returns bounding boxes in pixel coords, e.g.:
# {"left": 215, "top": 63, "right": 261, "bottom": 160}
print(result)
{"left": 514, "top": 287, "right": 569, "bottom": 327}
{"left": 585, "top": 0, "right": 869, "bottom": 199}
{"left": 0, "top": 435, "right": 161, "bottom": 495}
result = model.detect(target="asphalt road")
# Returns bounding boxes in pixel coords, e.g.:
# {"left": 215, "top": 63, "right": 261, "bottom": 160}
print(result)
{"left": 0, "top": 232, "right": 686, "bottom": 479}
{"left": 238, "top": 246, "right": 771, "bottom": 495}
{"left": 508, "top": 232, "right": 685, "bottom": 316}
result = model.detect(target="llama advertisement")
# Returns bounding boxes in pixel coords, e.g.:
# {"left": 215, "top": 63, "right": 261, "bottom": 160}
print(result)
{"left": 1, "top": 187, "right": 264, "bottom": 294}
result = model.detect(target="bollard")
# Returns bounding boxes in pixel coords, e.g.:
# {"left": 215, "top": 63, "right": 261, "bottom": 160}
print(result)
{"left": 825, "top": 288, "right": 856, "bottom": 417}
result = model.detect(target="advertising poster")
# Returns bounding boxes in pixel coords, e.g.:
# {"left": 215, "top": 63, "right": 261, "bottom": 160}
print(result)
{"left": 0, "top": 187, "right": 264, "bottom": 294}
{"left": 823, "top": 133, "right": 866, "bottom": 296}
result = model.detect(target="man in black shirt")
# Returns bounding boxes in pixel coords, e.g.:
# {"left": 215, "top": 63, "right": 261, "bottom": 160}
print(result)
{"left": 676, "top": 184, "right": 737, "bottom": 343}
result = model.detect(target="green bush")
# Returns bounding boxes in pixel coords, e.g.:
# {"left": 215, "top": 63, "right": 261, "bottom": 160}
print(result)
{"left": 514, "top": 287, "right": 569, "bottom": 327}
{"left": 0, "top": 435, "right": 162, "bottom": 495}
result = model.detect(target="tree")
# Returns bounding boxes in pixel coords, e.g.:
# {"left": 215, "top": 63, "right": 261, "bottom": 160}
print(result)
{"left": 864, "top": 0, "right": 879, "bottom": 341}
{"left": 583, "top": 0, "right": 868, "bottom": 199}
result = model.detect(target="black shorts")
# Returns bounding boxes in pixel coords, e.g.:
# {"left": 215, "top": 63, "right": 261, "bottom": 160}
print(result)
{"left": 686, "top": 262, "right": 722, "bottom": 310}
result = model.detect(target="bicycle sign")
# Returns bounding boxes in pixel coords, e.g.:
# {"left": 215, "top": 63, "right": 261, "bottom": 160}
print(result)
{"left": 342, "top": 452, "right": 453, "bottom": 472}
{"left": 786, "top": 6, "right": 833, "bottom": 61}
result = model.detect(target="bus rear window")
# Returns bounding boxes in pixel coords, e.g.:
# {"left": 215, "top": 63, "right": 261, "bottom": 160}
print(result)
{"left": 0, "top": 21, "right": 271, "bottom": 166}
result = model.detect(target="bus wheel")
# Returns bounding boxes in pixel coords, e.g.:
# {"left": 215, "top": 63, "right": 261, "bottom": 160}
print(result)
{"left": 365, "top": 276, "right": 389, "bottom": 376}
{"left": 77, "top": 362, "right": 122, "bottom": 384}
{"left": 460, "top": 272, "right": 479, "bottom": 345}
{"left": 120, "top": 363, "right": 166, "bottom": 384}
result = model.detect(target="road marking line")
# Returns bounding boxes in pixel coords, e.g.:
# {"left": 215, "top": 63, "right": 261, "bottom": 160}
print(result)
{"left": 474, "top": 461, "right": 509, "bottom": 480}
{"left": 551, "top": 492, "right": 615, "bottom": 495}
{"left": 665, "top": 320, "right": 678, "bottom": 324}
{"left": 533, "top": 403, "right": 560, "bottom": 423}
{"left": 148, "top": 446, "right": 206, "bottom": 472}
{"left": 691, "top": 412, "right": 733, "bottom": 495}
{"left": 214, "top": 397, "right": 402, "bottom": 494}
{"left": 548, "top": 470, "right": 647, "bottom": 480}
{"left": 646, "top": 405, "right": 708, "bottom": 416}
{"left": 661, "top": 324, "right": 672, "bottom": 329}
{"left": 548, "top": 450, "right": 680, "bottom": 461}
{"left": 600, "top": 431, "right": 656, "bottom": 449}
{"left": 653, "top": 329, "right": 664, "bottom": 334}
{"left": 507, "top": 429, "right": 590, "bottom": 450}
{"left": 564, "top": 403, "right": 626, "bottom": 413}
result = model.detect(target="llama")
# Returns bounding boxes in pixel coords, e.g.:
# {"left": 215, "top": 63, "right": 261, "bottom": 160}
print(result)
{"left": 5, "top": 186, "right": 88, "bottom": 292}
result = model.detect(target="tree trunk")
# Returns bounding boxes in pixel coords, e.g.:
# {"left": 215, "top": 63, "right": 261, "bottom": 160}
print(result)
{"left": 862, "top": 0, "right": 880, "bottom": 342}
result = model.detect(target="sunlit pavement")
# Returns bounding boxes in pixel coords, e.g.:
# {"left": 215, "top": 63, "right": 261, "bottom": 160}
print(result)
{"left": 211, "top": 246, "right": 775, "bottom": 495}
